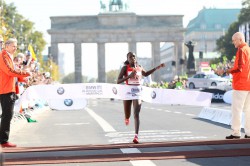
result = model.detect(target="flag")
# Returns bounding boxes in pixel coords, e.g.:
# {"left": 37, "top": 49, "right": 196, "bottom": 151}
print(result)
{"left": 28, "top": 44, "right": 37, "bottom": 61}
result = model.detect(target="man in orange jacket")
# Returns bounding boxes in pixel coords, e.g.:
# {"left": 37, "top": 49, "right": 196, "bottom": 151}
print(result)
{"left": 225, "top": 32, "right": 250, "bottom": 139}
{"left": 0, "top": 38, "right": 32, "bottom": 147}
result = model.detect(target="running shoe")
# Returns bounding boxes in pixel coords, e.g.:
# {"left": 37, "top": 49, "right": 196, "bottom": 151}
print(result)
{"left": 1, "top": 142, "right": 17, "bottom": 148}
{"left": 133, "top": 135, "right": 139, "bottom": 144}
{"left": 125, "top": 119, "right": 129, "bottom": 126}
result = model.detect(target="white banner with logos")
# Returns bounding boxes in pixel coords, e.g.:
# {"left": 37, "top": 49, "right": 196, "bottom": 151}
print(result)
{"left": 223, "top": 90, "right": 232, "bottom": 104}
{"left": 18, "top": 83, "right": 212, "bottom": 110}
{"left": 199, "top": 106, "right": 245, "bottom": 128}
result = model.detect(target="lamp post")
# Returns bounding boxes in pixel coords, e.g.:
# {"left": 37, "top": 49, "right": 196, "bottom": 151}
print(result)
{"left": 11, "top": 14, "right": 16, "bottom": 35}
{"left": 12, "top": 15, "right": 15, "bottom": 26}
{"left": 19, "top": 24, "right": 25, "bottom": 52}
{"left": 19, "top": 41, "right": 25, "bottom": 52}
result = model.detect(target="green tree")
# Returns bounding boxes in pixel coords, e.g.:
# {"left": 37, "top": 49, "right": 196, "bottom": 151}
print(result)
{"left": 1, "top": 1, "right": 46, "bottom": 54}
{"left": 61, "top": 73, "right": 75, "bottom": 83}
{"left": 216, "top": 0, "right": 250, "bottom": 61}
{"left": 106, "top": 70, "right": 119, "bottom": 83}
{"left": 0, "top": 1, "right": 59, "bottom": 80}
{"left": 216, "top": 22, "right": 239, "bottom": 61}
{"left": 88, "top": 77, "right": 97, "bottom": 83}
{"left": 239, "top": 0, "right": 250, "bottom": 23}
{"left": 61, "top": 73, "right": 90, "bottom": 83}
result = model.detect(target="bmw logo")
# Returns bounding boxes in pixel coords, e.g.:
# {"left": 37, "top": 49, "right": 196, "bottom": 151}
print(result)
{"left": 112, "top": 87, "right": 117, "bottom": 95}
{"left": 151, "top": 91, "right": 156, "bottom": 99}
{"left": 57, "top": 87, "right": 65, "bottom": 95}
{"left": 64, "top": 99, "right": 73, "bottom": 106}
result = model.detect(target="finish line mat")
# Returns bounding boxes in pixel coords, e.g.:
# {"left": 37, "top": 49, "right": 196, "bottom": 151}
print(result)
{"left": 3, "top": 139, "right": 250, "bottom": 165}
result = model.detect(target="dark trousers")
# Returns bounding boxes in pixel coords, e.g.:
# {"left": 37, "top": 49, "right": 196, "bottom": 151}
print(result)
{"left": 0, "top": 92, "right": 17, "bottom": 144}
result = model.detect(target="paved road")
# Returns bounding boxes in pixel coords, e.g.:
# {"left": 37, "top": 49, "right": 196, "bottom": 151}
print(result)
{"left": 3, "top": 99, "right": 250, "bottom": 165}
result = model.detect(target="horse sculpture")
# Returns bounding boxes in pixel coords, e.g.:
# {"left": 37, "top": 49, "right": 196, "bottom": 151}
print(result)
{"left": 109, "top": 0, "right": 123, "bottom": 11}
{"left": 100, "top": 0, "right": 129, "bottom": 12}
{"left": 100, "top": 0, "right": 107, "bottom": 12}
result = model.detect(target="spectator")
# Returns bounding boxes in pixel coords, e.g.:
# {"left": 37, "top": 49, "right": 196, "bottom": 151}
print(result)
{"left": 0, "top": 38, "right": 31, "bottom": 148}
{"left": 225, "top": 32, "right": 250, "bottom": 139}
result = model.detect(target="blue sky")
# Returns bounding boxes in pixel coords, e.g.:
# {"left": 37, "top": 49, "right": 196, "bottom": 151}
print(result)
{"left": 7, "top": 0, "right": 242, "bottom": 78}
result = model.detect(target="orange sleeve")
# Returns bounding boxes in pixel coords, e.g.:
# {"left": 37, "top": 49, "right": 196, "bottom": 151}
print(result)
{"left": 230, "top": 49, "right": 243, "bottom": 74}
{"left": 17, "top": 77, "right": 27, "bottom": 82}
{"left": 0, "top": 52, "right": 30, "bottom": 78}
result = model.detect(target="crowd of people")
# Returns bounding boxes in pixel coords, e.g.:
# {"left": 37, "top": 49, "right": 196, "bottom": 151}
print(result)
{"left": 0, "top": 37, "right": 52, "bottom": 148}
{"left": 144, "top": 76, "right": 188, "bottom": 90}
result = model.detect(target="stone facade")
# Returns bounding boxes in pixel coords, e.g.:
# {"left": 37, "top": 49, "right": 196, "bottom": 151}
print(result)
{"left": 48, "top": 12, "right": 185, "bottom": 83}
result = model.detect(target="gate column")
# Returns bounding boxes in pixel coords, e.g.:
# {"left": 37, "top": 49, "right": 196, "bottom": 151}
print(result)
{"left": 97, "top": 43, "right": 106, "bottom": 82}
{"left": 51, "top": 42, "right": 58, "bottom": 64}
{"left": 74, "top": 42, "right": 82, "bottom": 83}
{"left": 151, "top": 41, "right": 161, "bottom": 82}
{"left": 174, "top": 42, "right": 184, "bottom": 76}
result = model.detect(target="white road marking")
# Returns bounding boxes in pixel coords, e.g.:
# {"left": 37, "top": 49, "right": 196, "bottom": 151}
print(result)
{"left": 120, "top": 148, "right": 156, "bottom": 166}
{"left": 186, "top": 113, "right": 196, "bottom": 117}
{"left": 55, "top": 123, "right": 89, "bottom": 126}
{"left": 120, "top": 148, "right": 141, "bottom": 153}
{"left": 85, "top": 107, "right": 116, "bottom": 132}
{"left": 54, "top": 123, "right": 89, "bottom": 125}
{"left": 106, "top": 130, "right": 207, "bottom": 143}
{"left": 144, "top": 107, "right": 196, "bottom": 118}
{"left": 130, "top": 160, "right": 156, "bottom": 166}
{"left": 85, "top": 102, "right": 202, "bottom": 166}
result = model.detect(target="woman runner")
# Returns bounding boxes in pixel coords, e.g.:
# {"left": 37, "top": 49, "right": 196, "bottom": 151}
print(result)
{"left": 117, "top": 52, "right": 165, "bottom": 143}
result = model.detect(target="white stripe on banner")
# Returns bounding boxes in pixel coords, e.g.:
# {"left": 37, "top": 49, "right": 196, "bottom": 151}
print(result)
{"left": 18, "top": 83, "right": 212, "bottom": 110}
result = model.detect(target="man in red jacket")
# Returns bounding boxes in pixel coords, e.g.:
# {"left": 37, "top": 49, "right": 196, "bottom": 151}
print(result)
{"left": 0, "top": 38, "right": 31, "bottom": 147}
{"left": 225, "top": 32, "right": 250, "bottom": 139}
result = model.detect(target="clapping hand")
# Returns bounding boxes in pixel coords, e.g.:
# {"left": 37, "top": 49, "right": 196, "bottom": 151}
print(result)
{"left": 129, "top": 70, "right": 137, "bottom": 78}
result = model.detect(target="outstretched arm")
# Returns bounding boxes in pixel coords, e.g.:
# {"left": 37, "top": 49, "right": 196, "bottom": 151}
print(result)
{"left": 142, "top": 63, "right": 165, "bottom": 77}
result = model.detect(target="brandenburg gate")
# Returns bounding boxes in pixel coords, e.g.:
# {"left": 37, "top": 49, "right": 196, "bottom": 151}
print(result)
{"left": 48, "top": 9, "right": 185, "bottom": 83}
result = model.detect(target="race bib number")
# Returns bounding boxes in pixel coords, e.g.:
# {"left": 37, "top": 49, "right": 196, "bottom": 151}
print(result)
{"left": 127, "top": 71, "right": 142, "bottom": 85}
